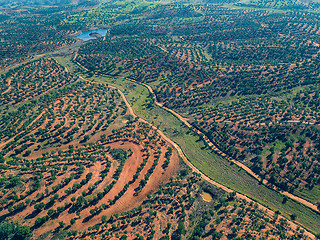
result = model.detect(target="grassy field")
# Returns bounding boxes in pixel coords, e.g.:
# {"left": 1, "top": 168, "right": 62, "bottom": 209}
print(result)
{"left": 296, "top": 186, "right": 320, "bottom": 205}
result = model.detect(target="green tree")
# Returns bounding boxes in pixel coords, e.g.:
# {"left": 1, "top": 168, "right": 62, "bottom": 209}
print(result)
{"left": 34, "top": 202, "right": 45, "bottom": 212}
{"left": 0, "top": 222, "right": 31, "bottom": 240}
{"left": 59, "top": 221, "right": 65, "bottom": 228}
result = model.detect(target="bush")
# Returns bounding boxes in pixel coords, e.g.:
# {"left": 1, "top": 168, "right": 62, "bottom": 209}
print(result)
{"left": 110, "top": 148, "right": 127, "bottom": 162}
{"left": 291, "top": 213, "right": 297, "bottom": 221}
{"left": 0, "top": 222, "right": 31, "bottom": 240}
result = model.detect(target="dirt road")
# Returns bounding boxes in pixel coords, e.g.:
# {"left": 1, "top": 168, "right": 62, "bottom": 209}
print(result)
{"left": 130, "top": 78, "right": 320, "bottom": 213}
{"left": 75, "top": 61, "right": 317, "bottom": 239}
{"left": 113, "top": 80, "right": 316, "bottom": 240}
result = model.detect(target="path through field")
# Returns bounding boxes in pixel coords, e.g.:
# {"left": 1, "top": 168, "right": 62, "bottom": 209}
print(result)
{"left": 77, "top": 73, "right": 316, "bottom": 239}
{"left": 131, "top": 78, "right": 320, "bottom": 213}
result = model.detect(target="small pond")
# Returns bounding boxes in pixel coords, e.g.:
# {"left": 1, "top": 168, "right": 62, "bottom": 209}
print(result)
{"left": 75, "top": 29, "right": 109, "bottom": 41}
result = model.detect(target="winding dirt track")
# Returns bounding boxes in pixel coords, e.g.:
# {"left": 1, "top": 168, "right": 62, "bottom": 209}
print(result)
{"left": 75, "top": 63, "right": 317, "bottom": 238}
{"left": 131, "top": 78, "right": 320, "bottom": 213}
{"left": 0, "top": 34, "right": 316, "bottom": 238}
{"left": 113, "top": 80, "right": 316, "bottom": 240}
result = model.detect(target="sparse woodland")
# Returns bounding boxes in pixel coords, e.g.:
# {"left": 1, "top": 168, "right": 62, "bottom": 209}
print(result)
{"left": 1, "top": 0, "right": 320, "bottom": 239}
{"left": 74, "top": 3, "right": 320, "bottom": 205}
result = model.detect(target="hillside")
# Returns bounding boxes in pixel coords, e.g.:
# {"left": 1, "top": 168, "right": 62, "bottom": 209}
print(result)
{"left": 0, "top": 0, "right": 320, "bottom": 239}
{"left": 0, "top": 0, "right": 98, "bottom": 8}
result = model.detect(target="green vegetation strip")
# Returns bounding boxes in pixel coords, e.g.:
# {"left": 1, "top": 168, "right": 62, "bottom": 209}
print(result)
{"left": 85, "top": 73, "right": 320, "bottom": 234}
{"left": 54, "top": 52, "right": 320, "bottom": 233}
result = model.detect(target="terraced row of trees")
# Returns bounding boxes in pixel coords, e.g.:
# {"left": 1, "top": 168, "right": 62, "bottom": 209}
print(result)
{"left": 192, "top": 86, "right": 320, "bottom": 194}
{"left": 73, "top": 2, "right": 320, "bottom": 205}
{"left": 1, "top": 0, "right": 320, "bottom": 238}
{"left": 75, "top": 9, "right": 320, "bottom": 109}
{"left": 0, "top": 58, "right": 179, "bottom": 239}
{"left": 0, "top": 59, "right": 77, "bottom": 107}
{"left": 0, "top": 0, "right": 100, "bottom": 69}
{"left": 52, "top": 168, "right": 312, "bottom": 240}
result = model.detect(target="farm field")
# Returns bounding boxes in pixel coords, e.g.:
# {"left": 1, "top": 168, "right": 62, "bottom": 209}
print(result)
{"left": 1, "top": 56, "right": 313, "bottom": 240}
{"left": 72, "top": 0, "right": 320, "bottom": 217}
{"left": 1, "top": 0, "right": 320, "bottom": 239}
{"left": 0, "top": 59, "right": 180, "bottom": 239}
{"left": 68, "top": 69, "right": 320, "bottom": 235}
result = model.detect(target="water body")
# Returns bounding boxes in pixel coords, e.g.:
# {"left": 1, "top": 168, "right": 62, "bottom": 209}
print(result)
{"left": 75, "top": 29, "right": 109, "bottom": 41}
